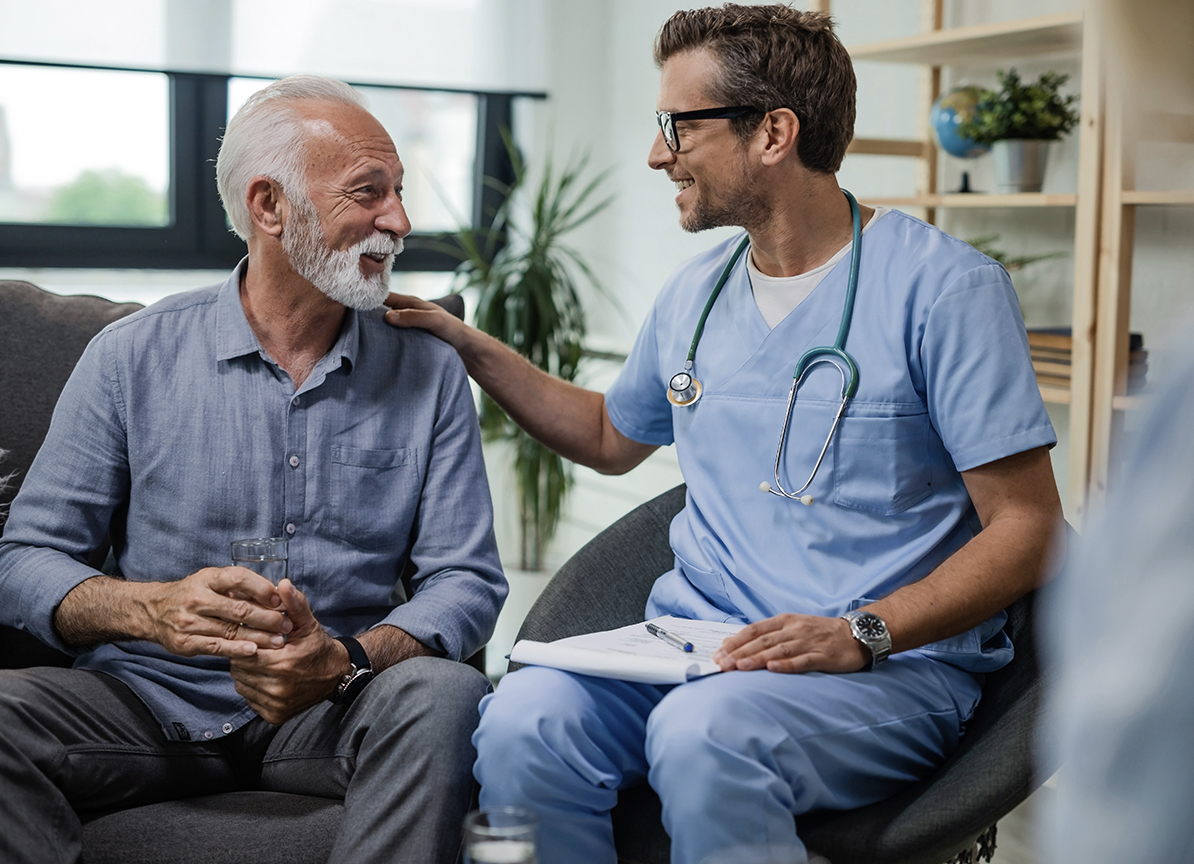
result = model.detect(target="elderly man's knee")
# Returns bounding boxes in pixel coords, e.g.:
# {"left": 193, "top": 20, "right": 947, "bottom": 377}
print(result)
{"left": 366, "top": 656, "right": 491, "bottom": 734}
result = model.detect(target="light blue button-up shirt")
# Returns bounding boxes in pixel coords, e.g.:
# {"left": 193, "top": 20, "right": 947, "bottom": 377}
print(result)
{"left": 0, "top": 263, "right": 506, "bottom": 741}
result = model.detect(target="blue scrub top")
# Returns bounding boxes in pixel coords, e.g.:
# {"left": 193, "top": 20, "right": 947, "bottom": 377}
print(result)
{"left": 605, "top": 210, "right": 1056, "bottom": 673}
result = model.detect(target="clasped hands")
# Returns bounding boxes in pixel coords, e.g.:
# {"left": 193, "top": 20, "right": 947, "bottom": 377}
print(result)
{"left": 146, "top": 567, "right": 347, "bottom": 724}
{"left": 712, "top": 612, "right": 871, "bottom": 674}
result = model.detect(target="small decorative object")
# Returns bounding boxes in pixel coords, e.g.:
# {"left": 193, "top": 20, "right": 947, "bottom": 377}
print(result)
{"left": 448, "top": 136, "right": 613, "bottom": 571}
{"left": 956, "top": 70, "right": 1080, "bottom": 193}
{"left": 930, "top": 85, "right": 991, "bottom": 159}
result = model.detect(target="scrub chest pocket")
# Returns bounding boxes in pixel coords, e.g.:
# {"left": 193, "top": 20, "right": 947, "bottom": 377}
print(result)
{"left": 833, "top": 412, "right": 934, "bottom": 515}
{"left": 331, "top": 444, "right": 419, "bottom": 548}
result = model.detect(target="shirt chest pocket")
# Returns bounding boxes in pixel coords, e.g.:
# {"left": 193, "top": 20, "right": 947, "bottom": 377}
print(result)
{"left": 833, "top": 412, "right": 933, "bottom": 515}
{"left": 330, "top": 445, "right": 419, "bottom": 549}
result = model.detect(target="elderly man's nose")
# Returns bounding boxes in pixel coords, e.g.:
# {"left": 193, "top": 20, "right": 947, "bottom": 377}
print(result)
{"left": 379, "top": 196, "right": 412, "bottom": 239}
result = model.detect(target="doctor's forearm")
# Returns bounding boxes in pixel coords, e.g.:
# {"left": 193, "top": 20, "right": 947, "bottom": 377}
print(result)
{"left": 864, "top": 515, "right": 1053, "bottom": 654}
{"left": 865, "top": 446, "right": 1063, "bottom": 653}
{"left": 455, "top": 328, "right": 655, "bottom": 474}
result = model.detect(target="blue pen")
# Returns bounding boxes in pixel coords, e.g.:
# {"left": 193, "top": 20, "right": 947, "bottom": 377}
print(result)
{"left": 646, "top": 622, "right": 693, "bottom": 653}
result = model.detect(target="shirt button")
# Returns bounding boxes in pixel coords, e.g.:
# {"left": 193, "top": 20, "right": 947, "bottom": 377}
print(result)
{"left": 222, "top": 722, "right": 234, "bottom": 734}
{"left": 289, "top": 455, "right": 300, "bottom": 468}
{"left": 203, "top": 731, "right": 214, "bottom": 740}
{"left": 292, "top": 396, "right": 300, "bottom": 406}
{"left": 286, "top": 523, "right": 296, "bottom": 535}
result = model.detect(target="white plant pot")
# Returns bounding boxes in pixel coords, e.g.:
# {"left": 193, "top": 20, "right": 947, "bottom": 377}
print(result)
{"left": 992, "top": 139, "right": 1050, "bottom": 193}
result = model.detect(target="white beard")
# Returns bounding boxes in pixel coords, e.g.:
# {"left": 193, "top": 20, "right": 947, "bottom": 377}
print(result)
{"left": 281, "top": 199, "right": 403, "bottom": 310}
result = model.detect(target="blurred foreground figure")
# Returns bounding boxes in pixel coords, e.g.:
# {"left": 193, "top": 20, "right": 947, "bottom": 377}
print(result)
{"left": 1043, "top": 336, "right": 1194, "bottom": 861}
{"left": 1043, "top": 3, "right": 1194, "bottom": 860}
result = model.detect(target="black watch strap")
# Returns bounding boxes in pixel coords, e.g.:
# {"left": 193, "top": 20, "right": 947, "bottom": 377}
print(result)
{"left": 336, "top": 635, "right": 371, "bottom": 672}
{"left": 330, "top": 636, "right": 374, "bottom": 705}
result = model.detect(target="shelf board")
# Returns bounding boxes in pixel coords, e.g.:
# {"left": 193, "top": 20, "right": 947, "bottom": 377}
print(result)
{"left": 847, "top": 137, "right": 930, "bottom": 158}
{"left": 1112, "top": 393, "right": 1152, "bottom": 411}
{"left": 849, "top": 11, "right": 1083, "bottom": 65}
{"left": 863, "top": 193, "right": 1077, "bottom": 208}
{"left": 1039, "top": 384, "right": 1071, "bottom": 405}
{"left": 1122, "top": 190, "right": 1194, "bottom": 206}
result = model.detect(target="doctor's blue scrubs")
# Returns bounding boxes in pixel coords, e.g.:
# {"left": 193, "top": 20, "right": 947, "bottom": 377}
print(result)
{"left": 473, "top": 210, "right": 1057, "bottom": 864}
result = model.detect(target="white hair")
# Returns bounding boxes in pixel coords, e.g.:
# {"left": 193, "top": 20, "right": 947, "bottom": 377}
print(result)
{"left": 216, "top": 75, "right": 367, "bottom": 240}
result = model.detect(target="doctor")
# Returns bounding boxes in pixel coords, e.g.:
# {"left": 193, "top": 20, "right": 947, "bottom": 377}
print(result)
{"left": 385, "top": 6, "right": 1062, "bottom": 863}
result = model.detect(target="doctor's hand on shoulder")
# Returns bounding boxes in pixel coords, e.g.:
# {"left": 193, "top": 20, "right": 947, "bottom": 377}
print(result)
{"left": 383, "top": 293, "right": 471, "bottom": 349}
{"left": 713, "top": 613, "right": 871, "bottom": 674}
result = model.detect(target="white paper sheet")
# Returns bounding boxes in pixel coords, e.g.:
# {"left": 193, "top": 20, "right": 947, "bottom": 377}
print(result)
{"left": 508, "top": 616, "right": 744, "bottom": 684}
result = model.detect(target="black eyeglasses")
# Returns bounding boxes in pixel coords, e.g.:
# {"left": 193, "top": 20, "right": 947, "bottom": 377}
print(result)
{"left": 655, "top": 106, "right": 762, "bottom": 152}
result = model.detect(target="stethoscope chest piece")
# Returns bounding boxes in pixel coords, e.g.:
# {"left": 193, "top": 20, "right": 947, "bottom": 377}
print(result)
{"left": 667, "top": 370, "right": 703, "bottom": 407}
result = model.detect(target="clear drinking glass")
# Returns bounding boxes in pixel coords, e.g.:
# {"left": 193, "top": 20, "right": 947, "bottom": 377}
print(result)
{"left": 230, "top": 537, "right": 288, "bottom": 585}
{"left": 463, "top": 807, "right": 537, "bottom": 864}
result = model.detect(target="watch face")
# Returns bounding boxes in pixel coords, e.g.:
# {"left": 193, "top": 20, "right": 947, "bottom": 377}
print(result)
{"left": 855, "top": 613, "right": 887, "bottom": 639}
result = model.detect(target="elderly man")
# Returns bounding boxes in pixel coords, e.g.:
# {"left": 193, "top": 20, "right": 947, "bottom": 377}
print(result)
{"left": 0, "top": 75, "right": 504, "bottom": 864}
{"left": 384, "top": 6, "right": 1062, "bottom": 864}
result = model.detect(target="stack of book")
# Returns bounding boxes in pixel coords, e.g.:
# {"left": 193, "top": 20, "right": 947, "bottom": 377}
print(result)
{"left": 1027, "top": 328, "right": 1148, "bottom": 392}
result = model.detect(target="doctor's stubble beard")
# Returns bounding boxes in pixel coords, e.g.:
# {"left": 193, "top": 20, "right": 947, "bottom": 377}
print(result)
{"left": 281, "top": 196, "right": 403, "bottom": 310}
{"left": 680, "top": 147, "right": 772, "bottom": 234}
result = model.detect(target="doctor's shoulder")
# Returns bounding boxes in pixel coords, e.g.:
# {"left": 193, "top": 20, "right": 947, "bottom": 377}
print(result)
{"left": 882, "top": 210, "right": 1014, "bottom": 297}
{"left": 653, "top": 232, "right": 751, "bottom": 311}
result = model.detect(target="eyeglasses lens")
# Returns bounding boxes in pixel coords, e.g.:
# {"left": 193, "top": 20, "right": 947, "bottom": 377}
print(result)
{"left": 658, "top": 112, "right": 678, "bottom": 152}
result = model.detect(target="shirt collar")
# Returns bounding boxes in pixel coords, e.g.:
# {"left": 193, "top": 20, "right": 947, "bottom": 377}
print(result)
{"left": 214, "top": 257, "right": 362, "bottom": 374}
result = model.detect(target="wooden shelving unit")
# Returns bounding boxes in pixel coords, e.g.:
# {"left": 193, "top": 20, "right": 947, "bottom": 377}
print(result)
{"left": 848, "top": 11, "right": 1083, "bottom": 66}
{"left": 1085, "top": 73, "right": 1194, "bottom": 505}
{"left": 845, "top": 4, "right": 1106, "bottom": 524}
{"left": 861, "top": 193, "right": 1078, "bottom": 208}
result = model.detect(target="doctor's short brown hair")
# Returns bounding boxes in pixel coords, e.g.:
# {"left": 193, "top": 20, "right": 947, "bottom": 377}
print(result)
{"left": 654, "top": 3, "right": 856, "bottom": 174}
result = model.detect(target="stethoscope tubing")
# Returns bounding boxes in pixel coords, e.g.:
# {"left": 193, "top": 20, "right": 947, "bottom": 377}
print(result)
{"left": 669, "top": 189, "right": 864, "bottom": 504}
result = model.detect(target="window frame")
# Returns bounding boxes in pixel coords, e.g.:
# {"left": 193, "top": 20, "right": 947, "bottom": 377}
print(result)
{"left": 0, "top": 58, "right": 541, "bottom": 270}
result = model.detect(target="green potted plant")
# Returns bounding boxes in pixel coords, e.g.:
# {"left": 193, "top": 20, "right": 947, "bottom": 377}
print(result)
{"left": 448, "top": 139, "right": 613, "bottom": 572}
{"left": 956, "top": 69, "right": 1080, "bottom": 193}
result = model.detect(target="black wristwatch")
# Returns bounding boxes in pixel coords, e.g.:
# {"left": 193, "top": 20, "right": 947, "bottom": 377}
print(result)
{"left": 329, "top": 635, "right": 374, "bottom": 705}
{"left": 840, "top": 610, "right": 892, "bottom": 669}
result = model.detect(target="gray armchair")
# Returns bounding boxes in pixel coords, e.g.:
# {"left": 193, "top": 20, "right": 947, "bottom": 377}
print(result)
{"left": 513, "top": 484, "right": 1058, "bottom": 864}
{"left": 0, "top": 280, "right": 466, "bottom": 864}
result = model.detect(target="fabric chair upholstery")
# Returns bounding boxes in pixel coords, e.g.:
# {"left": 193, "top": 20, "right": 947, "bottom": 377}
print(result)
{"left": 0, "top": 280, "right": 470, "bottom": 863}
{"left": 513, "top": 484, "right": 1057, "bottom": 864}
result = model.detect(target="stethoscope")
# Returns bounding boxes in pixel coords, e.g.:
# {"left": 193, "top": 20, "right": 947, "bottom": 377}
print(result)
{"left": 667, "top": 189, "right": 863, "bottom": 506}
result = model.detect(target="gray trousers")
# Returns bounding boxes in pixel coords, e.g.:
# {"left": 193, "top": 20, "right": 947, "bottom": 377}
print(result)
{"left": 0, "top": 657, "right": 490, "bottom": 864}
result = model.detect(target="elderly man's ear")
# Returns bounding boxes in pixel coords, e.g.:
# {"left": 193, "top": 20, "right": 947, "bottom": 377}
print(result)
{"left": 246, "top": 177, "right": 287, "bottom": 238}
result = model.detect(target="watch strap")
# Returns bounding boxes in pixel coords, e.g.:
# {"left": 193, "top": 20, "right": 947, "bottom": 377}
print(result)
{"left": 330, "top": 636, "right": 374, "bottom": 705}
{"left": 335, "top": 635, "right": 371, "bottom": 673}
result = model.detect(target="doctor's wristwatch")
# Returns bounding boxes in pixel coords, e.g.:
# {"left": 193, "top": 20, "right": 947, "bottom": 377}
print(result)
{"left": 329, "top": 636, "right": 375, "bottom": 705}
{"left": 840, "top": 610, "right": 892, "bottom": 670}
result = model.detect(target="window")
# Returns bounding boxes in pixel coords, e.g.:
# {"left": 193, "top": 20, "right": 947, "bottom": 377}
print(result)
{"left": 0, "top": 65, "right": 169, "bottom": 227}
{"left": 0, "top": 59, "right": 540, "bottom": 270}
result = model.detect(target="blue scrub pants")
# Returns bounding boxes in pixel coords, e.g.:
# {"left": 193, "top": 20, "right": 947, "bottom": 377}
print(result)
{"left": 473, "top": 653, "right": 982, "bottom": 864}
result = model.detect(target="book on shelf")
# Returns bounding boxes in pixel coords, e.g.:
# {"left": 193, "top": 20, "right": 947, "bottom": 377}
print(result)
{"left": 1026, "top": 327, "right": 1148, "bottom": 392}
{"left": 1026, "top": 327, "right": 1144, "bottom": 353}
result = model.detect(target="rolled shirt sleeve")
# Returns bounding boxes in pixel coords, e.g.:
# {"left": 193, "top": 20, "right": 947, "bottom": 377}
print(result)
{"left": 0, "top": 330, "right": 128, "bottom": 653}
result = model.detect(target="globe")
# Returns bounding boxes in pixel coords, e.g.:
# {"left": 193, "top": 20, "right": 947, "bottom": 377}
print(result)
{"left": 930, "top": 86, "right": 990, "bottom": 159}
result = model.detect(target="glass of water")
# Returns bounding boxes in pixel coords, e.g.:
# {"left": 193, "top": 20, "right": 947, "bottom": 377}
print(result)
{"left": 230, "top": 537, "right": 288, "bottom": 585}
{"left": 463, "top": 807, "right": 537, "bottom": 864}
